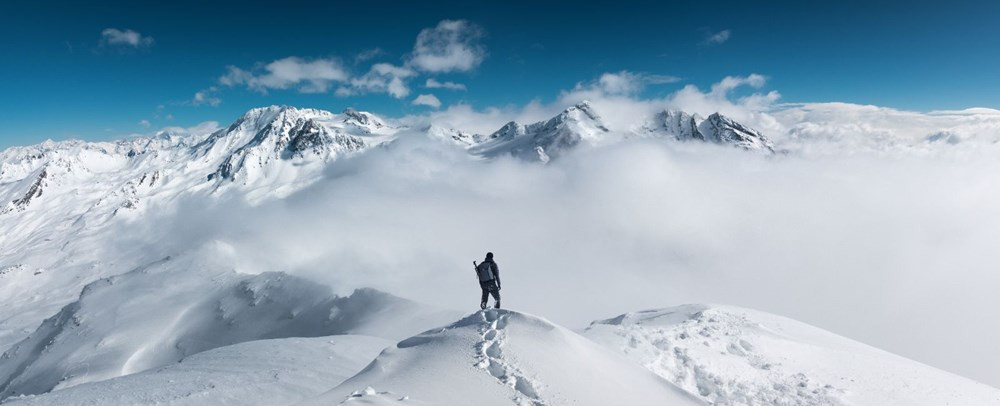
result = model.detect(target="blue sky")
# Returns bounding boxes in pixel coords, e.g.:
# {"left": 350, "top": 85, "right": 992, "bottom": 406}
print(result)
{"left": 1, "top": 0, "right": 999, "bottom": 148}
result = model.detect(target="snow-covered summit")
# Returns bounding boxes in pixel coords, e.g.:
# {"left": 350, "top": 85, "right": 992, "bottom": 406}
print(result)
{"left": 304, "top": 309, "right": 701, "bottom": 406}
{"left": 642, "top": 110, "right": 706, "bottom": 141}
{"left": 698, "top": 113, "right": 775, "bottom": 152}
{"left": 469, "top": 101, "right": 613, "bottom": 162}
{"left": 639, "top": 110, "right": 774, "bottom": 152}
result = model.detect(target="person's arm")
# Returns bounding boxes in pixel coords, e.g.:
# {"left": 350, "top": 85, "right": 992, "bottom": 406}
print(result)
{"left": 492, "top": 262, "right": 500, "bottom": 288}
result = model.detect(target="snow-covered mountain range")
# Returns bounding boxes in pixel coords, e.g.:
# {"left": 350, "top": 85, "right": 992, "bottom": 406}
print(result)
{"left": 1, "top": 104, "right": 997, "bottom": 405}
{"left": 0, "top": 103, "right": 774, "bottom": 353}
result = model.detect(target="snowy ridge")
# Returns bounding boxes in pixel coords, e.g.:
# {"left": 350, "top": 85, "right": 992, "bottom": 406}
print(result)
{"left": 0, "top": 254, "right": 458, "bottom": 400}
{"left": 303, "top": 309, "right": 701, "bottom": 406}
{"left": 639, "top": 110, "right": 774, "bottom": 152}
{"left": 3, "top": 302, "right": 998, "bottom": 404}
{"left": 582, "top": 305, "right": 1000, "bottom": 405}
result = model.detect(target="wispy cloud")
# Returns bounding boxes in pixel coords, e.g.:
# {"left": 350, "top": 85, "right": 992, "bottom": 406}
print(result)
{"left": 592, "top": 71, "right": 681, "bottom": 95}
{"left": 425, "top": 78, "right": 467, "bottom": 91}
{"left": 336, "top": 63, "right": 416, "bottom": 99}
{"left": 192, "top": 87, "right": 222, "bottom": 107}
{"left": 703, "top": 29, "right": 731, "bottom": 45}
{"left": 138, "top": 119, "right": 151, "bottom": 128}
{"left": 412, "top": 93, "right": 442, "bottom": 109}
{"left": 408, "top": 20, "right": 486, "bottom": 73}
{"left": 220, "top": 57, "right": 349, "bottom": 94}
{"left": 100, "top": 28, "right": 154, "bottom": 48}
{"left": 355, "top": 47, "right": 385, "bottom": 63}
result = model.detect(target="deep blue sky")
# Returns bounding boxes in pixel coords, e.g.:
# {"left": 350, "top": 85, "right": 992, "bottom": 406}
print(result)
{"left": 2, "top": 0, "right": 999, "bottom": 148}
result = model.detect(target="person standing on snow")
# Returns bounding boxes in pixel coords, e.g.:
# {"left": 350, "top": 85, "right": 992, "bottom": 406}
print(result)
{"left": 474, "top": 252, "right": 501, "bottom": 309}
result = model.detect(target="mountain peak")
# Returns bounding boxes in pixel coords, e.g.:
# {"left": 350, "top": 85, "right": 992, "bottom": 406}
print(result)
{"left": 699, "top": 113, "right": 774, "bottom": 152}
{"left": 558, "top": 101, "right": 606, "bottom": 128}
{"left": 341, "top": 108, "right": 386, "bottom": 131}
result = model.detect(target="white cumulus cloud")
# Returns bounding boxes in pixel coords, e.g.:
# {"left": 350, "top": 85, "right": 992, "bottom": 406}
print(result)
{"left": 408, "top": 20, "right": 486, "bottom": 73}
{"left": 412, "top": 94, "right": 442, "bottom": 109}
{"left": 101, "top": 28, "right": 154, "bottom": 48}
{"left": 220, "top": 57, "right": 349, "bottom": 94}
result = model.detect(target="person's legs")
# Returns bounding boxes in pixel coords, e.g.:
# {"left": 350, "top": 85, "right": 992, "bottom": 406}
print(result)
{"left": 490, "top": 284, "right": 501, "bottom": 309}
{"left": 491, "top": 290, "right": 500, "bottom": 308}
{"left": 480, "top": 283, "right": 489, "bottom": 309}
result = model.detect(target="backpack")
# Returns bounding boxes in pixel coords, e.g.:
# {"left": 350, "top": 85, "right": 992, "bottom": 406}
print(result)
{"left": 476, "top": 261, "right": 495, "bottom": 282}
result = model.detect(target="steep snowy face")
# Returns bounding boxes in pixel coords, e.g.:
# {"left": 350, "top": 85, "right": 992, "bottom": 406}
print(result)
{"left": 582, "top": 305, "right": 1000, "bottom": 406}
{"left": 304, "top": 309, "right": 701, "bottom": 406}
{"left": 697, "top": 113, "right": 775, "bottom": 152}
{"left": 469, "top": 102, "right": 612, "bottom": 162}
{"left": 640, "top": 110, "right": 706, "bottom": 141}
{"left": 205, "top": 106, "right": 396, "bottom": 185}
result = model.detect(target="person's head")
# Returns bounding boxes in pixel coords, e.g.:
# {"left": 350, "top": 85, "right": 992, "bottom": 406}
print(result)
{"left": 485, "top": 252, "right": 494, "bottom": 261}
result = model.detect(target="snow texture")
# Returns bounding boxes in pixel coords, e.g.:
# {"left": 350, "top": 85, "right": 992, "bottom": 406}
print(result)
{"left": 582, "top": 305, "right": 1000, "bottom": 406}
{"left": 304, "top": 309, "right": 702, "bottom": 406}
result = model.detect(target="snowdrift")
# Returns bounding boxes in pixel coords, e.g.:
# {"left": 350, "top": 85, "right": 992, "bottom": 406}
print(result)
{"left": 4, "top": 335, "right": 391, "bottom": 406}
{"left": 303, "top": 309, "right": 702, "bottom": 406}
{"left": 582, "top": 305, "right": 1000, "bottom": 405}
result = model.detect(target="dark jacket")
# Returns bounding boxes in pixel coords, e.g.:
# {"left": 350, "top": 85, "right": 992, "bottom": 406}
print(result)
{"left": 476, "top": 259, "right": 500, "bottom": 284}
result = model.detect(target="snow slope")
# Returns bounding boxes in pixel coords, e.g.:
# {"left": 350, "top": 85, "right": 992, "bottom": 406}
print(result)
{"left": 304, "top": 309, "right": 702, "bottom": 406}
{"left": 0, "top": 253, "right": 457, "bottom": 401}
{"left": 582, "top": 305, "right": 1000, "bottom": 405}
{"left": 3, "top": 335, "right": 392, "bottom": 406}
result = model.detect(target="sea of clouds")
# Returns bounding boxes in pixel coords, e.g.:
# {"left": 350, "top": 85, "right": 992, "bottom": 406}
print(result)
{"left": 109, "top": 130, "right": 1000, "bottom": 388}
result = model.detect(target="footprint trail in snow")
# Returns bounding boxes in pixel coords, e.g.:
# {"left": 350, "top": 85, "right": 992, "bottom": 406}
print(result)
{"left": 474, "top": 309, "right": 547, "bottom": 406}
